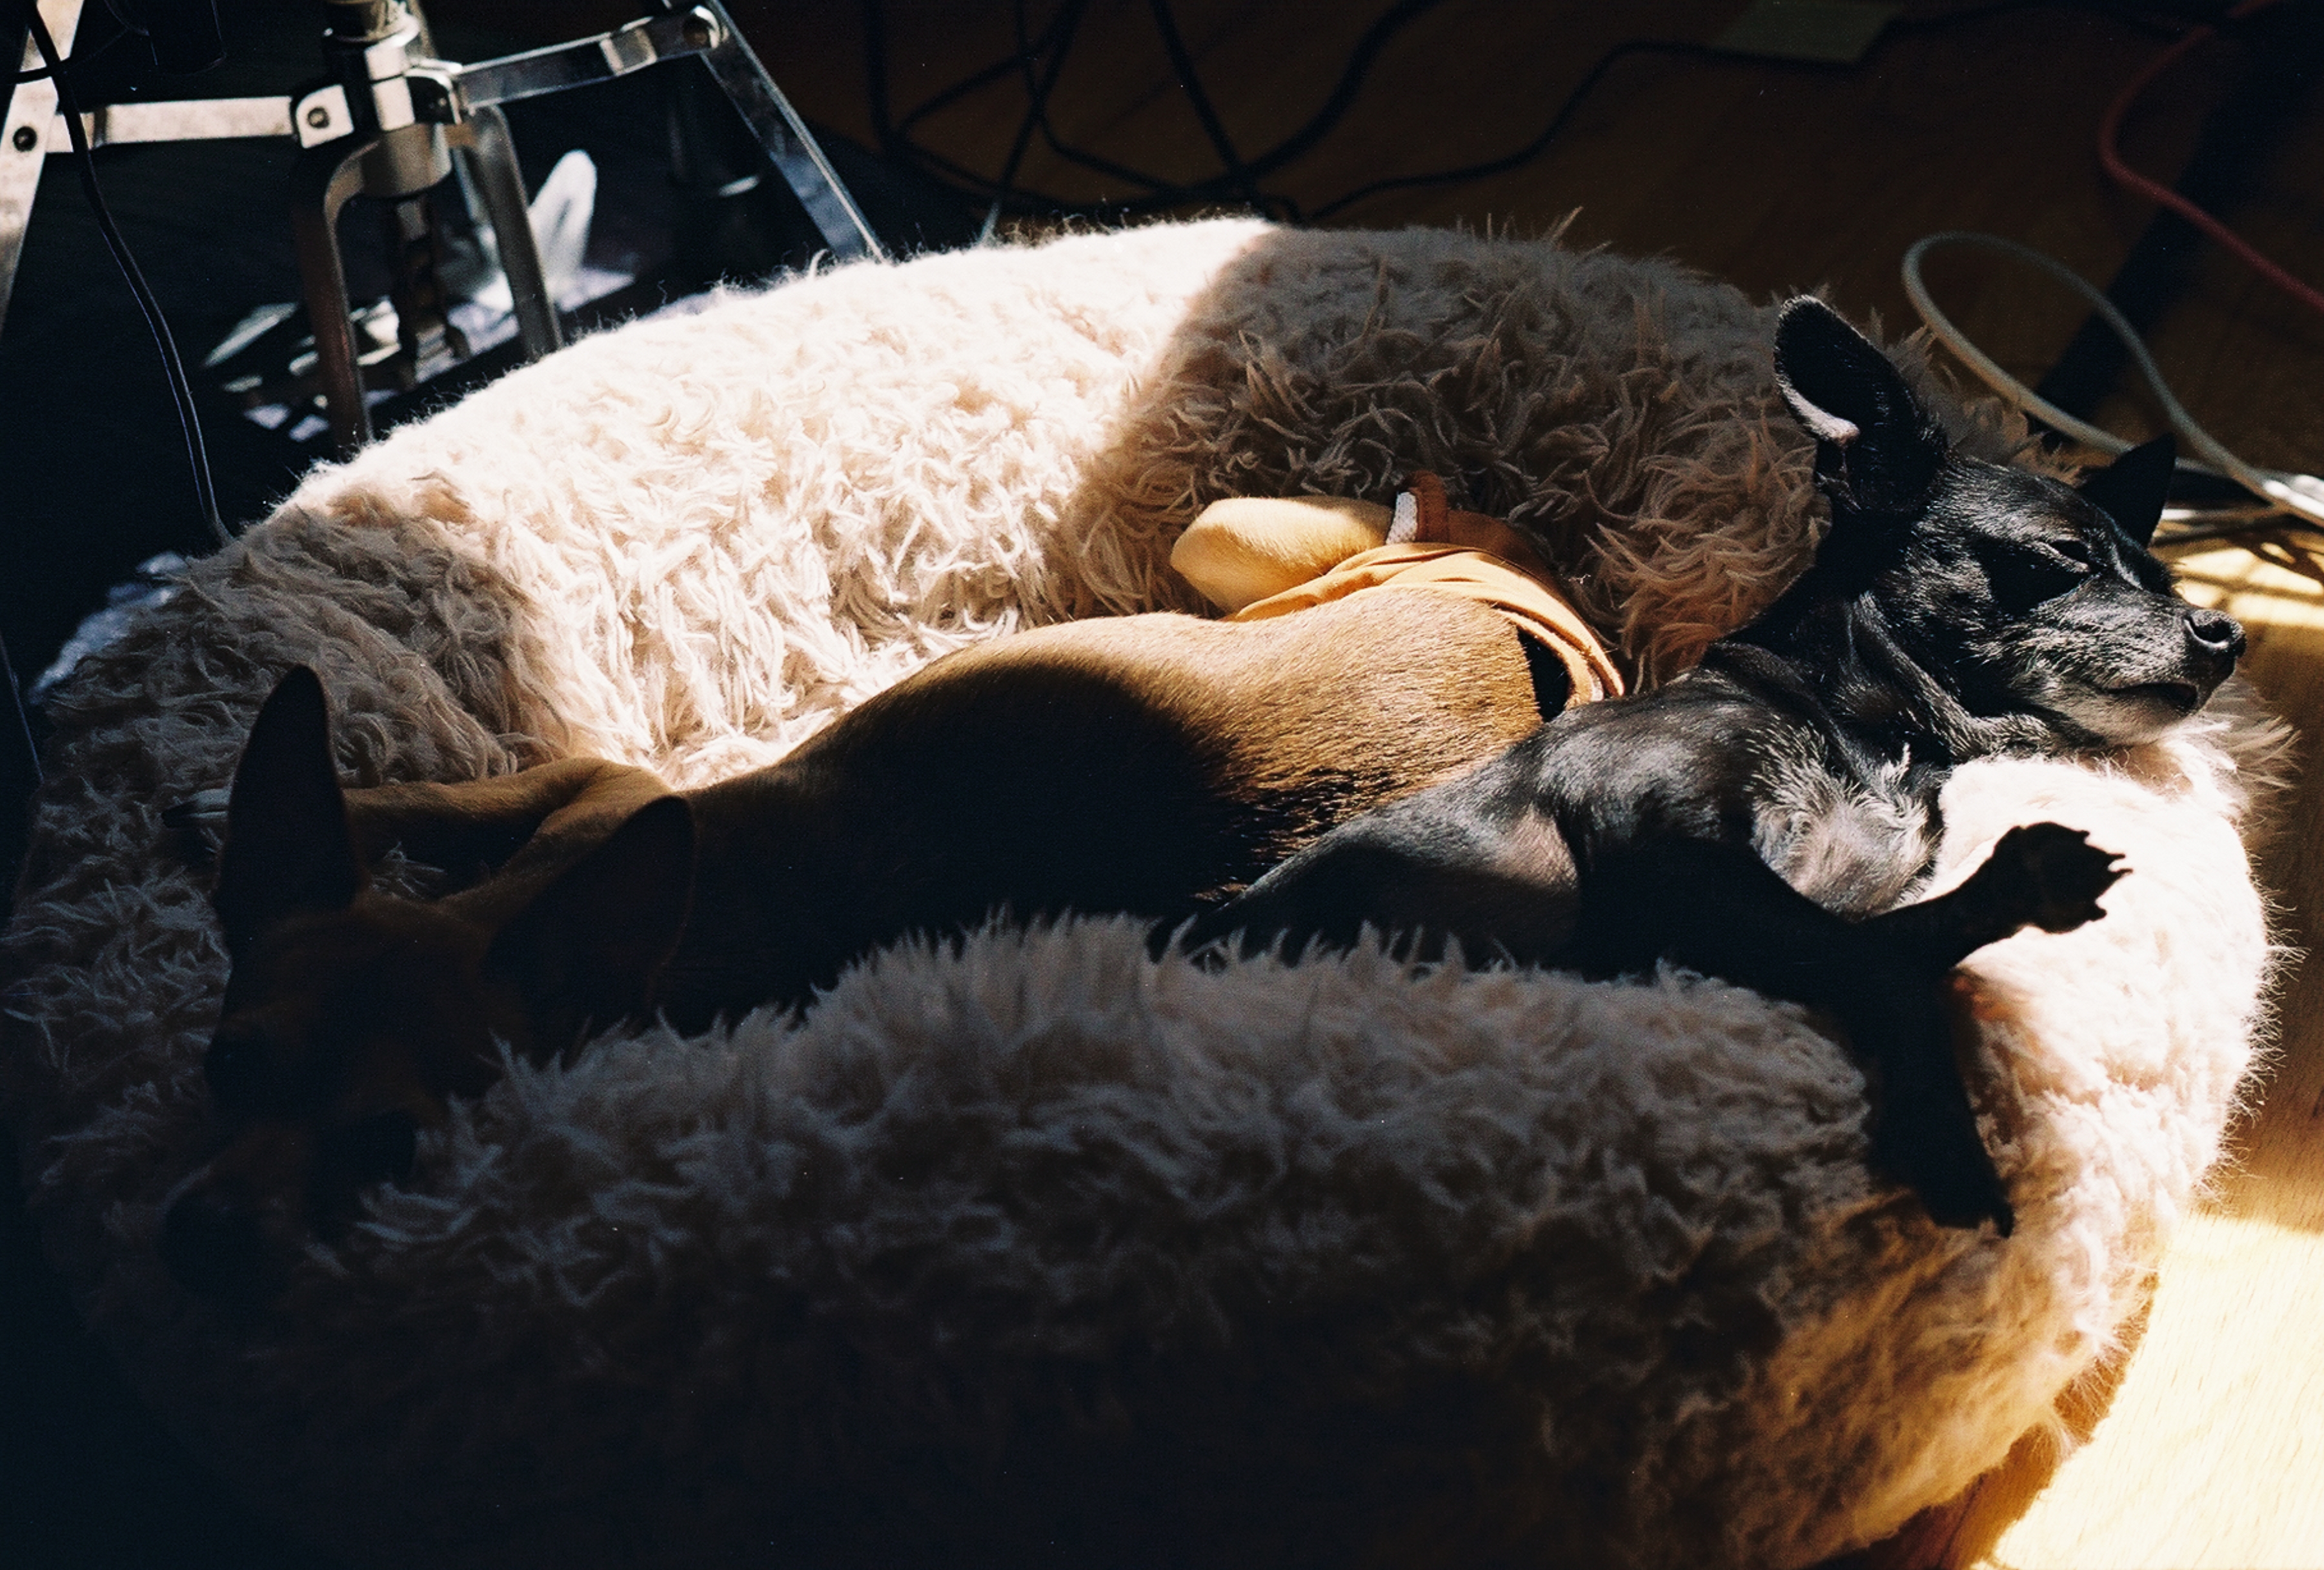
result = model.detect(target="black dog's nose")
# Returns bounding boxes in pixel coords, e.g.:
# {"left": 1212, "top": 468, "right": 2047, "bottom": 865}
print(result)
{"left": 2186, "top": 607, "right": 2245, "bottom": 661}
{"left": 159, "top": 1187, "right": 280, "bottom": 1304}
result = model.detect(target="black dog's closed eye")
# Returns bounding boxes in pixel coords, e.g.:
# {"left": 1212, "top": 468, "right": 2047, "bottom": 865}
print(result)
{"left": 1988, "top": 538, "right": 2095, "bottom": 607}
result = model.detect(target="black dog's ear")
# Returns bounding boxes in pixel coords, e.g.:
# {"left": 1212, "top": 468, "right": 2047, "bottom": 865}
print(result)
{"left": 1774, "top": 296, "right": 1949, "bottom": 519}
{"left": 2077, "top": 434, "right": 2175, "bottom": 549}
{"left": 213, "top": 667, "right": 363, "bottom": 956}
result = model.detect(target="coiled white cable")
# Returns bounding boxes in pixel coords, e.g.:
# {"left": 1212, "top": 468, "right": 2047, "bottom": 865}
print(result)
{"left": 1900, "top": 230, "right": 2324, "bottom": 534}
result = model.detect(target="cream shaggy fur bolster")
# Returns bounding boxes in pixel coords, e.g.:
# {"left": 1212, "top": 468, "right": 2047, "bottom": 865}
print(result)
{"left": 2, "top": 219, "right": 2286, "bottom": 1569}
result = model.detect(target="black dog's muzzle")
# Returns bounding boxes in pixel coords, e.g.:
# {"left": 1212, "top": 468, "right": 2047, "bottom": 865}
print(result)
{"left": 2185, "top": 605, "right": 2245, "bottom": 665}
{"left": 2181, "top": 604, "right": 2246, "bottom": 705}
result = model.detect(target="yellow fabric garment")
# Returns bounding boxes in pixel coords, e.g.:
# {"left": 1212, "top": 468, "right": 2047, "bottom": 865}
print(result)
{"left": 1173, "top": 474, "right": 1625, "bottom": 705}
{"left": 1224, "top": 538, "right": 1624, "bottom": 703}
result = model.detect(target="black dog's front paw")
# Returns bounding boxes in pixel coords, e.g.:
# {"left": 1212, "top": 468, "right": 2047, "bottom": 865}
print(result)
{"left": 1861, "top": 821, "right": 2129, "bottom": 979}
{"left": 1985, "top": 822, "right": 2125, "bottom": 934}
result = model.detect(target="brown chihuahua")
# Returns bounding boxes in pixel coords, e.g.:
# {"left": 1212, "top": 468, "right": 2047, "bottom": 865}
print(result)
{"left": 161, "top": 589, "right": 1572, "bottom": 1301}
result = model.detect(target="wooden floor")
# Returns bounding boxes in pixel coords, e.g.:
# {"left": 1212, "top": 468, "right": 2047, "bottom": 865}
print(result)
{"left": 709, "top": 2, "right": 2324, "bottom": 1564}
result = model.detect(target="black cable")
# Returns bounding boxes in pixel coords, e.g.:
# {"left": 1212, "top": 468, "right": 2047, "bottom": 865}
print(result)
{"left": 0, "top": 619, "right": 39, "bottom": 791}
{"left": 869, "top": 0, "right": 2204, "bottom": 226}
{"left": 1026, "top": 106, "right": 1180, "bottom": 199}
{"left": 864, "top": 1, "right": 1689, "bottom": 221}
{"left": 1311, "top": 41, "right": 1723, "bottom": 220}
{"left": 1306, "top": 0, "right": 2204, "bottom": 218}
{"left": 23, "top": 3, "right": 228, "bottom": 547}
{"left": 1144, "top": 0, "right": 1268, "bottom": 216}
{"left": 981, "top": 0, "right": 1089, "bottom": 239}
{"left": 864, "top": 0, "right": 1455, "bottom": 219}
{"left": 1228, "top": 0, "right": 1447, "bottom": 181}
{"left": 2034, "top": 0, "right": 2324, "bottom": 421}
{"left": 3, "top": 10, "right": 134, "bottom": 84}
{"left": 896, "top": 50, "right": 1034, "bottom": 138}
{"left": 869, "top": 0, "right": 1173, "bottom": 212}
{"left": 862, "top": 0, "right": 900, "bottom": 161}
{"left": 876, "top": 1, "right": 1078, "bottom": 150}
{"left": 1015, "top": 0, "right": 1448, "bottom": 208}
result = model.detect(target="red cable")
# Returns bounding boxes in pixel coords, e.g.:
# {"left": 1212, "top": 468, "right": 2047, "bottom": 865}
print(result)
{"left": 2096, "top": 0, "right": 2324, "bottom": 317}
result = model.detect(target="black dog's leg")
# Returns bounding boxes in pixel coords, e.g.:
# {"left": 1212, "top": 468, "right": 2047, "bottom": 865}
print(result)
{"left": 1855, "top": 823, "right": 2123, "bottom": 975}
{"left": 1574, "top": 837, "right": 2017, "bottom": 1234}
{"left": 1179, "top": 794, "right": 1582, "bottom": 965}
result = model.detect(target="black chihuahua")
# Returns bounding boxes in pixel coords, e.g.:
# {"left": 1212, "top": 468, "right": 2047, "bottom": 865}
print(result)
{"left": 1191, "top": 296, "right": 2245, "bottom": 1236}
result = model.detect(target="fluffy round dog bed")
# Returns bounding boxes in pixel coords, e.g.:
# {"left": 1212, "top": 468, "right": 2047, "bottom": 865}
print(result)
{"left": 3, "top": 219, "right": 2284, "bottom": 1569}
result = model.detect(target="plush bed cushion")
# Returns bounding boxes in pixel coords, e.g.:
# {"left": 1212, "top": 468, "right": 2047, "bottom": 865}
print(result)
{"left": 2, "top": 219, "right": 2282, "bottom": 1569}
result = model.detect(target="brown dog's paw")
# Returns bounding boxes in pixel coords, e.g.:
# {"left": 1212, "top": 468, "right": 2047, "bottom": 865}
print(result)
{"left": 1987, "top": 822, "right": 2125, "bottom": 934}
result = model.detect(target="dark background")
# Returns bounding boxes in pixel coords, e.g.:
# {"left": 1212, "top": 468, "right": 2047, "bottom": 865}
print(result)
{"left": 5, "top": 2, "right": 2321, "bottom": 1564}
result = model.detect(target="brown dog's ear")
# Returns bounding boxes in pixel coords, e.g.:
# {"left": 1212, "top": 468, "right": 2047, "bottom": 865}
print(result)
{"left": 481, "top": 793, "right": 696, "bottom": 1054}
{"left": 214, "top": 667, "right": 362, "bottom": 956}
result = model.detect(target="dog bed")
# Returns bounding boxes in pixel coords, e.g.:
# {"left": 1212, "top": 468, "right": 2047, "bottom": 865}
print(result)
{"left": 2, "top": 219, "right": 2285, "bottom": 1569}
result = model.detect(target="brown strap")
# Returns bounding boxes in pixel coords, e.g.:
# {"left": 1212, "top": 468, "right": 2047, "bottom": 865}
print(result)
{"left": 1407, "top": 470, "right": 1451, "bottom": 542}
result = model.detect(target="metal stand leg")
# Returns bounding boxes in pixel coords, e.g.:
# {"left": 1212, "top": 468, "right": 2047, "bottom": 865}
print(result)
{"left": 690, "top": 7, "right": 882, "bottom": 264}
{"left": 0, "top": 0, "right": 83, "bottom": 337}
{"left": 1, "top": 0, "right": 884, "bottom": 456}
{"left": 287, "top": 108, "right": 558, "bottom": 456}
{"left": 452, "top": 105, "right": 560, "bottom": 360}
{"left": 288, "top": 140, "right": 375, "bottom": 454}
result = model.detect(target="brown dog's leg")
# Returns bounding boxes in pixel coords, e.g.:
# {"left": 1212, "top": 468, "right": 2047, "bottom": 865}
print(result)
{"left": 341, "top": 759, "right": 675, "bottom": 892}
